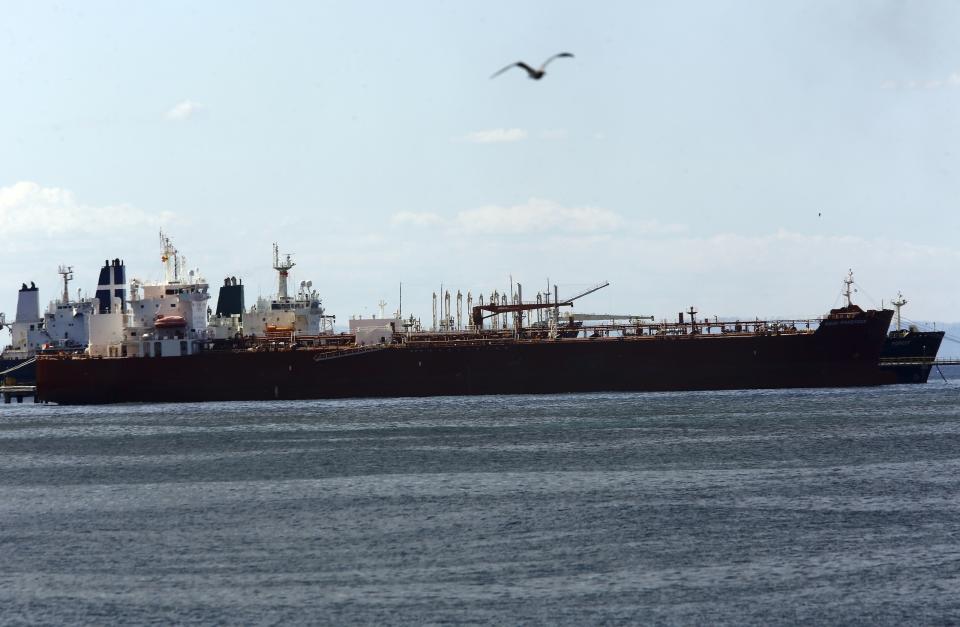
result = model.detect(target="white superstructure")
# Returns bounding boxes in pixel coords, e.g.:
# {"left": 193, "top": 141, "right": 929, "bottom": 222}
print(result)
{"left": 112, "top": 232, "right": 211, "bottom": 358}
{"left": 8, "top": 237, "right": 343, "bottom": 362}
{"left": 1, "top": 261, "right": 126, "bottom": 361}
{"left": 245, "top": 244, "right": 335, "bottom": 336}
{"left": 1, "top": 283, "right": 46, "bottom": 360}
{"left": 42, "top": 268, "right": 98, "bottom": 350}
{"left": 349, "top": 314, "right": 403, "bottom": 346}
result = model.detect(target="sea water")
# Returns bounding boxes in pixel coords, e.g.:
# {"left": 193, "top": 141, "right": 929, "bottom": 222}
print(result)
{"left": 2, "top": 374, "right": 960, "bottom": 624}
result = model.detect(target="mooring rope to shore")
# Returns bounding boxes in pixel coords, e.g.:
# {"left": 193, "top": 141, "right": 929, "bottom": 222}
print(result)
{"left": 0, "top": 357, "right": 37, "bottom": 377}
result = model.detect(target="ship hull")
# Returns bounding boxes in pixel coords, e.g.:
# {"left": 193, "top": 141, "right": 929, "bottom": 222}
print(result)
{"left": 879, "top": 330, "right": 946, "bottom": 384}
{"left": 37, "top": 310, "right": 895, "bottom": 405}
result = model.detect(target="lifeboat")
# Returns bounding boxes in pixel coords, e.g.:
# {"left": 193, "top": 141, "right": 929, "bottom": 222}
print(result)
{"left": 155, "top": 315, "right": 187, "bottom": 329}
{"left": 265, "top": 324, "right": 294, "bottom": 333}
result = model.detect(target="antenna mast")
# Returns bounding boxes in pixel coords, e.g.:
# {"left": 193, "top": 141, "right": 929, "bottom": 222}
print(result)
{"left": 843, "top": 269, "right": 855, "bottom": 308}
{"left": 272, "top": 243, "right": 296, "bottom": 302}
{"left": 160, "top": 231, "right": 180, "bottom": 283}
{"left": 57, "top": 265, "right": 74, "bottom": 303}
{"left": 687, "top": 305, "right": 699, "bottom": 334}
{"left": 891, "top": 292, "right": 907, "bottom": 332}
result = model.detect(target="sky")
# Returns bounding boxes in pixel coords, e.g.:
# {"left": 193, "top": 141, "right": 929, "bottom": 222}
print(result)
{"left": 2, "top": 0, "right": 960, "bottom": 343}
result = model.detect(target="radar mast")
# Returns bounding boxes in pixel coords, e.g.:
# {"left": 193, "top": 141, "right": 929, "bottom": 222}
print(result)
{"left": 273, "top": 243, "right": 296, "bottom": 302}
{"left": 160, "top": 232, "right": 181, "bottom": 284}
{"left": 891, "top": 292, "right": 907, "bottom": 332}
{"left": 843, "top": 269, "right": 856, "bottom": 308}
{"left": 57, "top": 265, "right": 74, "bottom": 304}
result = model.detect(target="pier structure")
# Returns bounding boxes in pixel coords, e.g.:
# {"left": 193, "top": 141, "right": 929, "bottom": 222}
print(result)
{"left": 1, "top": 385, "right": 38, "bottom": 403}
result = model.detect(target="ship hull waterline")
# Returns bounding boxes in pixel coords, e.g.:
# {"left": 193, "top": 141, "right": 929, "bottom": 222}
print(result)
{"left": 37, "top": 311, "right": 896, "bottom": 405}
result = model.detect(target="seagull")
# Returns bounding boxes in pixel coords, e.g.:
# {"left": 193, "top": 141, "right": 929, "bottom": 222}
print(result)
{"left": 490, "top": 52, "right": 574, "bottom": 80}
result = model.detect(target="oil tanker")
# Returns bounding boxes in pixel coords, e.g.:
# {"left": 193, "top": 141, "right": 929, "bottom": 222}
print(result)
{"left": 878, "top": 293, "right": 945, "bottom": 384}
{"left": 34, "top": 237, "right": 899, "bottom": 405}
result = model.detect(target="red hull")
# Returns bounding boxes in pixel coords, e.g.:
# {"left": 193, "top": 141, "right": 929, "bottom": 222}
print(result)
{"left": 37, "top": 309, "right": 895, "bottom": 405}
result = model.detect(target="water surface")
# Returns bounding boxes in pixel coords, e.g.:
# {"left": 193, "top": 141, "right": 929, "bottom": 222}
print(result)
{"left": 2, "top": 379, "right": 960, "bottom": 624}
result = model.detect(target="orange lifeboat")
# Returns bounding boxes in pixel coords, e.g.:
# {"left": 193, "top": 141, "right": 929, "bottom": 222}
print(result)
{"left": 155, "top": 315, "right": 187, "bottom": 329}
{"left": 265, "top": 324, "right": 294, "bottom": 333}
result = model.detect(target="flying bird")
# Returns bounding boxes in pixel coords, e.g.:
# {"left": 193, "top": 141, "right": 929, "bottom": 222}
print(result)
{"left": 490, "top": 52, "right": 574, "bottom": 80}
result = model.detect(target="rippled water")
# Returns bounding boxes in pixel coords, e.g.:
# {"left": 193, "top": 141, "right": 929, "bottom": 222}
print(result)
{"left": 3, "top": 377, "right": 960, "bottom": 624}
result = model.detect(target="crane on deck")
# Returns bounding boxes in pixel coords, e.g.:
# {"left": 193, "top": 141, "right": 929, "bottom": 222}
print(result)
{"left": 470, "top": 281, "right": 614, "bottom": 330}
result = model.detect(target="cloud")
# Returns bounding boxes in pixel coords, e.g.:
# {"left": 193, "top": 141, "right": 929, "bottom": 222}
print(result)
{"left": 0, "top": 181, "right": 174, "bottom": 237}
{"left": 392, "top": 198, "right": 631, "bottom": 235}
{"left": 391, "top": 211, "right": 445, "bottom": 227}
{"left": 456, "top": 199, "right": 621, "bottom": 234}
{"left": 881, "top": 71, "right": 960, "bottom": 90}
{"left": 165, "top": 100, "right": 204, "bottom": 121}
{"left": 462, "top": 128, "right": 527, "bottom": 143}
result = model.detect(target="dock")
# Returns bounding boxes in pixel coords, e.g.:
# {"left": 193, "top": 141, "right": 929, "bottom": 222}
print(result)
{"left": 1, "top": 385, "right": 38, "bottom": 404}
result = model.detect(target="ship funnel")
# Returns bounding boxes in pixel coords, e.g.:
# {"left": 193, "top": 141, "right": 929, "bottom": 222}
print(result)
{"left": 15, "top": 281, "right": 41, "bottom": 322}
{"left": 95, "top": 258, "right": 126, "bottom": 314}
{"left": 215, "top": 277, "right": 245, "bottom": 320}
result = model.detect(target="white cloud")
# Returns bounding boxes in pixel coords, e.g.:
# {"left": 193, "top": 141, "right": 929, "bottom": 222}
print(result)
{"left": 462, "top": 128, "right": 527, "bottom": 143}
{"left": 391, "top": 211, "right": 444, "bottom": 227}
{"left": 881, "top": 71, "right": 960, "bottom": 90}
{"left": 392, "top": 199, "right": 630, "bottom": 235}
{"left": 165, "top": 100, "right": 204, "bottom": 121}
{"left": 0, "top": 181, "right": 174, "bottom": 237}
{"left": 456, "top": 199, "right": 621, "bottom": 234}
